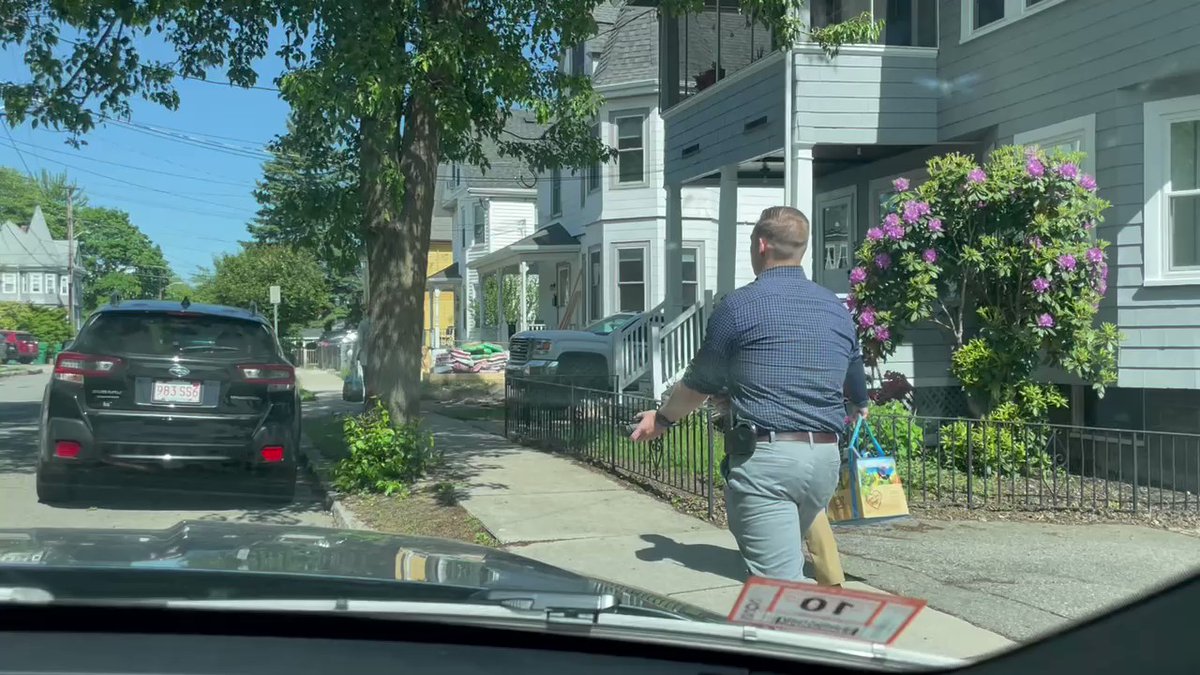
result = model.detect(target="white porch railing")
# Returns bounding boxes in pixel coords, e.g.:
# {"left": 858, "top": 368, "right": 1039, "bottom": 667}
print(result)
{"left": 650, "top": 291, "right": 714, "bottom": 399}
{"left": 527, "top": 323, "right": 547, "bottom": 331}
{"left": 612, "top": 302, "right": 667, "bottom": 392}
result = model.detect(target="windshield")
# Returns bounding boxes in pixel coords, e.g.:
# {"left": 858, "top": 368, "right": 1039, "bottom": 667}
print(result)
{"left": 1, "top": 0, "right": 1197, "bottom": 669}
{"left": 584, "top": 313, "right": 640, "bottom": 336}
{"left": 75, "top": 313, "right": 277, "bottom": 357}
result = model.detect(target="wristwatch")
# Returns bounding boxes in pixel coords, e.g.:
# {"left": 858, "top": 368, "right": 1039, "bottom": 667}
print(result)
{"left": 653, "top": 411, "right": 675, "bottom": 428}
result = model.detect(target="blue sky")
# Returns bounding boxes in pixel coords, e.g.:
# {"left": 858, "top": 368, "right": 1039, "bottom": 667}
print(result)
{"left": 0, "top": 27, "right": 292, "bottom": 281}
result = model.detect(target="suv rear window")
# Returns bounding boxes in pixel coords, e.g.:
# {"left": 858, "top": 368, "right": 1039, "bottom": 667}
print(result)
{"left": 76, "top": 312, "right": 276, "bottom": 357}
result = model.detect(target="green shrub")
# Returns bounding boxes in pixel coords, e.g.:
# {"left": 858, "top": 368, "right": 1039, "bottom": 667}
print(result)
{"left": 0, "top": 302, "right": 71, "bottom": 344}
{"left": 938, "top": 400, "right": 1057, "bottom": 477}
{"left": 333, "top": 401, "right": 440, "bottom": 496}
{"left": 856, "top": 400, "right": 924, "bottom": 461}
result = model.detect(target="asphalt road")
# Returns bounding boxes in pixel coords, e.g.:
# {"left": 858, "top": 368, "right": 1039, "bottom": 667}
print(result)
{"left": 0, "top": 370, "right": 334, "bottom": 530}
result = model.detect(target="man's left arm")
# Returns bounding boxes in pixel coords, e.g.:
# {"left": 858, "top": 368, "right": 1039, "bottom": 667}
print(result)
{"left": 631, "top": 300, "right": 739, "bottom": 441}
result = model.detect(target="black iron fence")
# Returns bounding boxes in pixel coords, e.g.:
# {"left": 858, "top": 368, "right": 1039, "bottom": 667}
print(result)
{"left": 504, "top": 377, "right": 721, "bottom": 518}
{"left": 504, "top": 377, "right": 1200, "bottom": 517}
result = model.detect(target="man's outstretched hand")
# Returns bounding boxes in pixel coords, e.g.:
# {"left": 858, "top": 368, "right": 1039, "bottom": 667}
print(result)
{"left": 630, "top": 410, "right": 666, "bottom": 442}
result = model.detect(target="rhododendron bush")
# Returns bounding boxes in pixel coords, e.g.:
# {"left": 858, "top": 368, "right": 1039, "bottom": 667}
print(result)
{"left": 848, "top": 145, "right": 1121, "bottom": 414}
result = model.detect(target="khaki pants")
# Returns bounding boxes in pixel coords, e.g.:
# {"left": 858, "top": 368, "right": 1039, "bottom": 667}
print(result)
{"left": 804, "top": 510, "right": 845, "bottom": 586}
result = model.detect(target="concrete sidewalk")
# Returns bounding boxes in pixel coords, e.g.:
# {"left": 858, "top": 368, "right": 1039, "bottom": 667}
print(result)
{"left": 297, "top": 367, "right": 345, "bottom": 393}
{"left": 426, "top": 411, "right": 1013, "bottom": 660}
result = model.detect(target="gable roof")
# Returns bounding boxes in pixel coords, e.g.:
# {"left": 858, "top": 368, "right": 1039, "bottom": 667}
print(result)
{"left": 455, "top": 113, "right": 548, "bottom": 190}
{"left": 593, "top": 4, "right": 660, "bottom": 88}
{"left": 0, "top": 206, "right": 72, "bottom": 269}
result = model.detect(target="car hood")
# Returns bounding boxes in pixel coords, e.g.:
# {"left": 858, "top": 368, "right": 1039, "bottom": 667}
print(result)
{"left": 0, "top": 521, "right": 720, "bottom": 621}
{"left": 510, "top": 330, "right": 609, "bottom": 343}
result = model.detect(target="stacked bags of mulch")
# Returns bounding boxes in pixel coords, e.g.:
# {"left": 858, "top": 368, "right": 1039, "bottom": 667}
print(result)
{"left": 444, "top": 342, "right": 508, "bottom": 373}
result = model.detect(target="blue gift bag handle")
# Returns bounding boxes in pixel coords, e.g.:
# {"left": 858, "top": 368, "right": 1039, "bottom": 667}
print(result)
{"left": 848, "top": 415, "right": 887, "bottom": 459}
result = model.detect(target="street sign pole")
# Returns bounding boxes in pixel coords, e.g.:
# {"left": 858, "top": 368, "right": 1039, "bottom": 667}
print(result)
{"left": 269, "top": 285, "right": 281, "bottom": 335}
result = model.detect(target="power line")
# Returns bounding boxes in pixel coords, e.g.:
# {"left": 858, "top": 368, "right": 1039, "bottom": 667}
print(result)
{"left": 3, "top": 137, "right": 255, "bottom": 188}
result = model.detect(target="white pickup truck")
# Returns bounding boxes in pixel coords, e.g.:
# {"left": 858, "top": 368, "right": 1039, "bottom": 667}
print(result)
{"left": 505, "top": 313, "right": 645, "bottom": 397}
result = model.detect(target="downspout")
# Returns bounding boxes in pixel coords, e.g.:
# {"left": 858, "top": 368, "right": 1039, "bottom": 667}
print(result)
{"left": 782, "top": 7, "right": 796, "bottom": 207}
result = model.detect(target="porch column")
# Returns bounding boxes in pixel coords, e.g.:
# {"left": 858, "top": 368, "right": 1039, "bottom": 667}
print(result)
{"left": 430, "top": 288, "right": 441, "bottom": 349}
{"left": 460, "top": 278, "right": 473, "bottom": 341}
{"left": 664, "top": 182, "right": 684, "bottom": 317}
{"left": 517, "top": 261, "right": 529, "bottom": 332}
{"left": 495, "top": 271, "right": 507, "bottom": 342}
{"left": 717, "top": 164, "right": 739, "bottom": 300}
{"left": 789, "top": 144, "right": 816, "bottom": 273}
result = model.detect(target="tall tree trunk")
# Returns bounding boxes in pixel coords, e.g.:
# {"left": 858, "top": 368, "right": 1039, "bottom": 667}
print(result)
{"left": 361, "top": 91, "right": 441, "bottom": 425}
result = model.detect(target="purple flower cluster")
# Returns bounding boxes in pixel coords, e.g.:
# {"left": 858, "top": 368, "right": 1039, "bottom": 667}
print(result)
{"left": 1058, "top": 163, "right": 1080, "bottom": 180}
{"left": 1084, "top": 220, "right": 1096, "bottom": 231}
{"left": 1080, "top": 174, "right": 1097, "bottom": 191}
{"left": 893, "top": 176, "right": 910, "bottom": 192}
{"left": 1031, "top": 277, "right": 1051, "bottom": 294}
{"left": 1087, "top": 247, "right": 1104, "bottom": 265}
{"left": 1036, "top": 313, "right": 1055, "bottom": 329}
{"left": 902, "top": 200, "right": 932, "bottom": 224}
{"left": 1026, "top": 157, "right": 1045, "bottom": 178}
{"left": 874, "top": 326, "right": 891, "bottom": 342}
{"left": 866, "top": 227, "right": 884, "bottom": 242}
{"left": 922, "top": 249, "right": 938, "bottom": 264}
{"left": 928, "top": 218, "right": 944, "bottom": 233}
{"left": 1058, "top": 254, "right": 1077, "bottom": 272}
{"left": 874, "top": 253, "right": 892, "bottom": 270}
{"left": 849, "top": 266, "right": 867, "bottom": 285}
{"left": 967, "top": 168, "right": 987, "bottom": 184}
{"left": 858, "top": 306, "right": 877, "bottom": 328}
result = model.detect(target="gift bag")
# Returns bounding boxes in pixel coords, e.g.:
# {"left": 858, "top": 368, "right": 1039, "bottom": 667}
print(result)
{"left": 827, "top": 416, "right": 910, "bottom": 523}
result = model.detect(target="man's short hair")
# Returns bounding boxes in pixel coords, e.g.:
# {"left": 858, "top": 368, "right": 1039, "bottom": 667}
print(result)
{"left": 752, "top": 206, "right": 810, "bottom": 261}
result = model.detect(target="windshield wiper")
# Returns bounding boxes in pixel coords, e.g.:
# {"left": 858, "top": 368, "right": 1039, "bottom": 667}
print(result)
{"left": 472, "top": 589, "right": 618, "bottom": 625}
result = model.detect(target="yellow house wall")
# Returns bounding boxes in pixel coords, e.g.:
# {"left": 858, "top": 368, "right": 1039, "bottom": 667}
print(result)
{"left": 424, "top": 241, "right": 455, "bottom": 340}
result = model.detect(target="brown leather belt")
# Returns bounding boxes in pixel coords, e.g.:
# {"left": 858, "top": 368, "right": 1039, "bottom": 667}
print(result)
{"left": 758, "top": 431, "right": 839, "bottom": 444}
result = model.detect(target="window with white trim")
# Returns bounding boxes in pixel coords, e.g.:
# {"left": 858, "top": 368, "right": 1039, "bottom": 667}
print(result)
{"left": 1013, "top": 114, "right": 1096, "bottom": 175}
{"left": 613, "top": 115, "right": 645, "bottom": 185}
{"left": 588, "top": 246, "right": 602, "bottom": 320}
{"left": 60, "top": 275, "right": 69, "bottom": 296}
{"left": 472, "top": 202, "right": 487, "bottom": 243}
{"left": 615, "top": 245, "right": 648, "bottom": 312}
{"left": 1144, "top": 95, "right": 1200, "bottom": 285}
{"left": 29, "top": 273, "right": 42, "bottom": 294}
{"left": 551, "top": 168, "right": 562, "bottom": 215}
{"left": 1, "top": 273, "right": 15, "bottom": 294}
{"left": 960, "top": 0, "right": 1066, "bottom": 42}
{"left": 44, "top": 274, "right": 55, "bottom": 294}
{"left": 869, "top": 168, "right": 929, "bottom": 232}
{"left": 586, "top": 124, "right": 601, "bottom": 194}
{"left": 20, "top": 273, "right": 28, "bottom": 293}
{"left": 681, "top": 246, "right": 702, "bottom": 307}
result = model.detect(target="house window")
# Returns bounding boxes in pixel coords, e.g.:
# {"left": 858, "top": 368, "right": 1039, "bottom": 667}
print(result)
{"left": 1143, "top": 95, "right": 1200, "bottom": 285}
{"left": 588, "top": 247, "right": 602, "bottom": 320}
{"left": 551, "top": 168, "right": 562, "bottom": 215}
{"left": 44, "top": 274, "right": 55, "bottom": 294}
{"left": 586, "top": 124, "right": 601, "bottom": 193}
{"left": 681, "top": 247, "right": 701, "bottom": 306}
{"left": 29, "top": 273, "right": 42, "bottom": 294}
{"left": 615, "top": 246, "right": 647, "bottom": 312}
{"left": 1013, "top": 114, "right": 1097, "bottom": 175}
{"left": 614, "top": 115, "right": 645, "bottom": 185}
{"left": 473, "top": 202, "right": 486, "bottom": 243}
{"left": 60, "top": 275, "right": 68, "bottom": 296}
{"left": 20, "top": 273, "right": 28, "bottom": 293}
{"left": 452, "top": 164, "right": 461, "bottom": 185}
{"left": 1, "top": 273, "right": 15, "bottom": 294}
{"left": 571, "top": 44, "right": 586, "bottom": 77}
{"left": 961, "top": 0, "right": 1065, "bottom": 42}
{"left": 869, "top": 170, "right": 929, "bottom": 231}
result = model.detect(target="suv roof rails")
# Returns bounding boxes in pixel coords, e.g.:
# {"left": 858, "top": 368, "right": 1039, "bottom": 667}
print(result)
{"left": 249, "top": 301, "right": 258, "bottom": 316}
{"left": 181, "top": 296, "right": 192, "bottom": 310}
{"left": 109, "top": 292, "right": 121, "bottom": 307}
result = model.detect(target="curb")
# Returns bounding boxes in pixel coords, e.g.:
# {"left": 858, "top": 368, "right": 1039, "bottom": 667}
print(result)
{"left": 0, "top": 367, "right": 41, "bottom": 379}
{"left": 296, "top": 409, "right": 370, "bottom": 531}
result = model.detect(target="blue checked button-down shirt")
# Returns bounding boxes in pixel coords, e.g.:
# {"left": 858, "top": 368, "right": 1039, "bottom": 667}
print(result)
{"left": 681, "top": 265, "right": 869, "bottom": 435}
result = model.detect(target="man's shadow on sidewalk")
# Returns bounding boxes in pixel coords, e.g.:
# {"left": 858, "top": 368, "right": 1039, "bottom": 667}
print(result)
{"left": 635, "top": 534, "right": 866, "bottom": 584}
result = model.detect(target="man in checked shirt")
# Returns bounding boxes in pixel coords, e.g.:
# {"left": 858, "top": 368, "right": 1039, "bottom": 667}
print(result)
{"left": 630, "top": 206, "right": 870, "bottom": 583}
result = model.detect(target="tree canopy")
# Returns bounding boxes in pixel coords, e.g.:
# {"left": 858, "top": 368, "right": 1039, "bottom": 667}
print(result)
{"left": 198, "top": 244, "right": 329, "bottom": 336}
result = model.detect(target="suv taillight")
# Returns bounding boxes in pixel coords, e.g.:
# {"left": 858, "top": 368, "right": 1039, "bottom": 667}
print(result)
{"left": 54, "top": 351, "right": 125, "bottom": 383}
{"left": 237, "top": 364, "right": 295, "bottom": 391}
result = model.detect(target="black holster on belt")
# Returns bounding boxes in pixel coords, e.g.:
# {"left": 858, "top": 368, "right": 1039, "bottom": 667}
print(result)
{"left": 723, "top": 419, "right": 758, "bottom": 458}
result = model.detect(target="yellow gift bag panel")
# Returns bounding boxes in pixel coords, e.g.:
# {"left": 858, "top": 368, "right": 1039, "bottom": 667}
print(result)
{"left": 828, "top": 419, "right": 910, "bottom": 523}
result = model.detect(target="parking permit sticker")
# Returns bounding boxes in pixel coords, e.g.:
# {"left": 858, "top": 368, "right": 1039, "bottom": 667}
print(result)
{"left": 728, "top": 576, "right": 926, "bottom": 645}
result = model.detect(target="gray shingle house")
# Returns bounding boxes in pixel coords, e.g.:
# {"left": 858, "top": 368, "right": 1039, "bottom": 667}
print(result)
{"left": 634, "top": 0, "right": 1200, "bottom": 434}
{"left": 0, "top": 205, "right": 83, "bottom": 326}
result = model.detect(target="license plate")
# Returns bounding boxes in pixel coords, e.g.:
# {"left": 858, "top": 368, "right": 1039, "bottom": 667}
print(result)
{"left": 152, "top": 380, "right": 202, "bottom": 404}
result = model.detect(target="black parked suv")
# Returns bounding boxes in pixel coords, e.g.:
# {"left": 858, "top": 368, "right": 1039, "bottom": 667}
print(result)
{"left": 35, "top": 299, "right": 301, "bottom": 504}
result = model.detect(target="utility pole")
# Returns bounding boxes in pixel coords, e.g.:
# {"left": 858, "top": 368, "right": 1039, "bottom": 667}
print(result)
{"left": 66, "top": 187, "right": 76, "bottom": 334}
